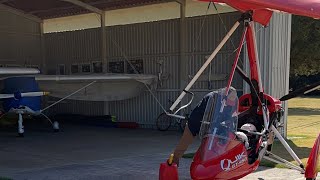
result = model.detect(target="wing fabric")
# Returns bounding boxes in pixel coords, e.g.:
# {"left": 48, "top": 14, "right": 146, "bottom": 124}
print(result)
{"left": 198, "top": 0, "right": 320, "bottom": 25}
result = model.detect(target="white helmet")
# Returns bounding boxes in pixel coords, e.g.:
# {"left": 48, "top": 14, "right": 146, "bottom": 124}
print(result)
{"left": 235, "top": 131, "right": 249, "bottom": 149}
{"left": 240, "top": 123, "right": 257, "bottom": 132}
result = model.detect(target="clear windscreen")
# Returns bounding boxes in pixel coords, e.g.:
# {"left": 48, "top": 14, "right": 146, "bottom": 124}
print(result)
{"left": 199, "top": 87, "right": 238, "bottom": 141}
{"left": 197, "top": 87, "right": 240, "bottom": 161}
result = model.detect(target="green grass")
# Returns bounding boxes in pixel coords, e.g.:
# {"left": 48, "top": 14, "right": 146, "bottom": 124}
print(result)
{"left": 183, "top": 97, "right": 320, "bottom": 171}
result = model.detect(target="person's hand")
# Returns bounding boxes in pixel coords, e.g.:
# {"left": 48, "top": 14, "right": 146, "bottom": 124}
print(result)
{"left": 172, "top": 156, "right": 180, "bottom": 167}
{"left": 166, "top": 154, "right": 179, "bottom": 167}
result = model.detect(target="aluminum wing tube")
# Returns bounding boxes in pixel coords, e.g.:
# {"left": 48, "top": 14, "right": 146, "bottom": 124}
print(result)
{"left": 169, "top": 21, "right": 240, "bottom": 111}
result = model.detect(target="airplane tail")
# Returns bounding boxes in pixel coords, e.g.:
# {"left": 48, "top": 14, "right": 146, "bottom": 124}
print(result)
{"left": 305, "top": 133, "right": 320, "bottom": 179}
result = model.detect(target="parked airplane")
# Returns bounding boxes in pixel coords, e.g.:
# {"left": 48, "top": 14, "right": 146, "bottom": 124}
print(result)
{"left": 0, "top": 68, "right": 157, "bottom": 137}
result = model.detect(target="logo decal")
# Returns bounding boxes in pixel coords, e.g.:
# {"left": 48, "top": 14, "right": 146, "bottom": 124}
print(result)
{"left": 220, "top": 151, "right": 247, "bottom": 171}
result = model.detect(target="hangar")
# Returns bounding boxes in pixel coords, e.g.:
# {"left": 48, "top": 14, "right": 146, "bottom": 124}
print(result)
{"left": 0, "top": 0, "right": 291, "bottom": 135}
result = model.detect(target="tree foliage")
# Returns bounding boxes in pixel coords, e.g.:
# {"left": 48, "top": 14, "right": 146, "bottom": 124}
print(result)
{"left": 291, "top": 15, "right": 320, "bottom": 76}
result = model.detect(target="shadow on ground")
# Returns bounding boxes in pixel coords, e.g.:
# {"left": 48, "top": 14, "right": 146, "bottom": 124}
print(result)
{"left": 288, "top": 107, "right": 320, "bottom": 116}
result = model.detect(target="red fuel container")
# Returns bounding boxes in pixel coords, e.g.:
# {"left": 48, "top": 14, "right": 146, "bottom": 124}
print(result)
{"left": 159, "top": 154, "right": 178, "bottom": 180}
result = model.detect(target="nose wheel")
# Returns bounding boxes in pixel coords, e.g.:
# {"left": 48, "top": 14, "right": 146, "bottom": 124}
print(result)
{"left": 53, "top": 121, "right": 60, "bottom": 132}
{"left": 16, "top": 113, "right": 60, "bottom": 137}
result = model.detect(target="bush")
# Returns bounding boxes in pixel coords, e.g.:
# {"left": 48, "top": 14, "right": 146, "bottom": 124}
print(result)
{"left": 290, "top": 74, "right": 320, "bottom": 96}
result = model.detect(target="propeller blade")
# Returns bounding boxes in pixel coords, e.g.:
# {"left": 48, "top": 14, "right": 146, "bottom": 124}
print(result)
{"left": 0, "top": 92, "right": 50, "bottom": 99}
{"left": 21, "top": 92, "right": 50, "bottom": 97}
{"left": 280, "top": 81, "right": 320, "bottom": 101}
{"left": 0, "top": 94, "right": 14, "bottom": 99}
{"left": 0, "top": 67, "right": 40, "bottom": 75}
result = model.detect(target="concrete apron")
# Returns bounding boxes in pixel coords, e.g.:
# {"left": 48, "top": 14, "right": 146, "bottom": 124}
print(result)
{"left": 0, "top": 124, "right": 317, "bottom": 180}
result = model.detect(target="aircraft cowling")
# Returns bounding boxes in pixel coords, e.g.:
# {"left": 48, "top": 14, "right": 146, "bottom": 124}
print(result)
{"left": 190, "top": 135, "right": 260, "bottom": 180}
{"left": 2, "top": 77, "right": 41, "bottom": 112}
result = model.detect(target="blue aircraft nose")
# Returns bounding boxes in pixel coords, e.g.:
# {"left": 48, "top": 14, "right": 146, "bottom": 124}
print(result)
{"left": 13, "top": 91, "right": 22, "bottom": 100}
{"left": 3, "top": 77, "right": 41, "bottom": 112}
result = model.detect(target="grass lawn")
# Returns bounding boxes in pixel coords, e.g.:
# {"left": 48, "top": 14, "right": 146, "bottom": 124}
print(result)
{"left": 183, "top": 97, "right": 320, "bottom": 171}
{"left": 261, "top": 97, "right": 320, "bottom": 171}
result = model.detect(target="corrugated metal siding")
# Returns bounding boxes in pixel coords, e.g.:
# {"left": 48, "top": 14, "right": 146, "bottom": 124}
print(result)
{"left": 0, "top": 9, "right": 41, "bottom": 67}
{"left": 46, "top": 97, "right": 105, "bottom": 116}
{"left": 107, "top": 19, "right": 180, "bottom": 58}
{"left": 186, "top": 12, "right": 243, "bottom": 90}
{"left": 269, "top": 14, "right": 292, "bottom": 137}
{"left": 110, "top": 91, "right": 180, "bottom": 127}
{"left": 45, "top": 28, "right": 101, "bottom": 74}
{"left": 44, "top": 12, "right": 243, "bottom": 126}
{"left": 106, "top": 19, "right": 180, "bottom": 89}
{"left": 244, "top": 13, "right": 292, "bottom": 136}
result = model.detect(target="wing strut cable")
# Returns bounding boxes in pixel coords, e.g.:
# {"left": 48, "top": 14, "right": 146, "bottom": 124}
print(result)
{"left": 40, "top": 81, "right": 96, "bottom": 113}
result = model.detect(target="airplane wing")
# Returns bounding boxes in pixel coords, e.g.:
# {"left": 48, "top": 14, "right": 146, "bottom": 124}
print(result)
{"left": 198, "top": 0, "right": 320, "bottom": 25}
{"left": 34, "top": 74, "right": 158, "bottom": 101}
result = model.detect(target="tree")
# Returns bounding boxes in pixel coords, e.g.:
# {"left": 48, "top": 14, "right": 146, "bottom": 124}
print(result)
{"left": 291, "top": 15, "right": 320, "bottom": 76}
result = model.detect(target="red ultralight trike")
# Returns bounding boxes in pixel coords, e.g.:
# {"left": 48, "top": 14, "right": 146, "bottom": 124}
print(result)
{"left": 160, "top": 1, "right": 320, "bottom": 179}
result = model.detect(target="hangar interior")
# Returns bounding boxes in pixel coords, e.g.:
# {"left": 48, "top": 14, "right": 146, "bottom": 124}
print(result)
{"left": 0, "top": 0, "right": 291, "bottom": 134}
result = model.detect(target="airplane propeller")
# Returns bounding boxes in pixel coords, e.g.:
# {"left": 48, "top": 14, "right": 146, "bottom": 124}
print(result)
{"left": 279, "top": 81, "right": 320, "bottom": 101}
{"left": 0, "top": 91, "right": 50, "bottom": 100}
{"left": 236, "top": 66, "right": 319, "bottom": 102}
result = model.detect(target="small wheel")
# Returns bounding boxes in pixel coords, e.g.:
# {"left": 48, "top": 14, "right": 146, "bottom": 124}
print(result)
{"left": 156, "top": 113, "right": 172, "bottom": 131}
{"left": 179, "top": 118, "right": 188, "bottom": 132}
{"left": 53, "top": 121, "right": 60, "bottom": 132}
{"left": 306, "top": 178, "right": 316, "bottom": 180}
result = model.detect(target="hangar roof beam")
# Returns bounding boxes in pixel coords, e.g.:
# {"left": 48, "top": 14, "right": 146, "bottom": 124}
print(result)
{"left": 60, "top": 0, "right": 103, "bottom": 15}
{"left": 0, "top": 3, "right": 42, "bottom": 23}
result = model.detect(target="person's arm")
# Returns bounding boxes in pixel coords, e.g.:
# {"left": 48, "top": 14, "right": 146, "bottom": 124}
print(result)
{"left": 172, "top": 125, "right": 194, "bottom": 166}
{"left": 172, "top": 94, "right": 210, "bottom": 165}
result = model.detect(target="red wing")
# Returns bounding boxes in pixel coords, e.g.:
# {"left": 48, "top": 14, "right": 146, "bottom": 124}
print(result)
{"left": 198, "top": 0, "right": 320, "bottom": 25}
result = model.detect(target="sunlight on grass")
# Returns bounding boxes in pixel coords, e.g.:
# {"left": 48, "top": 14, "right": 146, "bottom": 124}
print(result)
{"left": 276, "top": 97, "right": 320, "bottom": 171}
{"left": 183, "top": 97, "right": 320, "bottom": 171}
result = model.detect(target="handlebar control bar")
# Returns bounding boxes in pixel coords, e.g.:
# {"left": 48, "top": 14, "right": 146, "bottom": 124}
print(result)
{"left": 165, "top": 90, "right": 195, "bottom": 119}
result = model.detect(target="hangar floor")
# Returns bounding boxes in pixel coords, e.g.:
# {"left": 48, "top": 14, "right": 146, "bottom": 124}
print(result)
{"left": 0, "top": 122, "right": 314, "bottom": 180}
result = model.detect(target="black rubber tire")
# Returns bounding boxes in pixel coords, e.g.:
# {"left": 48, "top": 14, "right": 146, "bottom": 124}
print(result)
{"left": 306, "top": 178, "right": 316, "bottom": 180}
{"left": 156, "top": 113, "right": 172, "bottom": 131}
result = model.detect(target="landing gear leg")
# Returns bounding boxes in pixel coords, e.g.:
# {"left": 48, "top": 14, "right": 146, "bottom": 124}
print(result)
{"left": 267, "top": 131, "right": 275, "bottom": 151}
{"left": 40, "top": 113, "right": 60, "bottom": 133}
{"left": 18, "top": 113, "right": 24, "bottom": 137}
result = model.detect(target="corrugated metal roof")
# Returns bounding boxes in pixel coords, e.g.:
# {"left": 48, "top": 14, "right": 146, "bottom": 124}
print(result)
{"left": 1, "top": 0, "right": 174, "bottom": 19}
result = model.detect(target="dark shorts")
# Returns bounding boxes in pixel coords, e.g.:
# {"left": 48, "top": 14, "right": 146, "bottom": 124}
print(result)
{"left": 187, "top": 95, "right": 210, "bottom": 136}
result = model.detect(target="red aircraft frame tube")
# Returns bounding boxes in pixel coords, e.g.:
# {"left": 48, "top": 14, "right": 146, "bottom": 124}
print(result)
{"left": 225, "top": 26, "right": 248, "bottom": 95}
{"left": 248, "top": 22, "right": 263, "bottom": 93}
{"left": 169, "top": 21, "right": 240, "bottom": 111}
{"left": 245, "top": 21, "right": 271, "bottom": 130}
{"left": 305, "top": 133, "right": 320, "bottom": 179}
